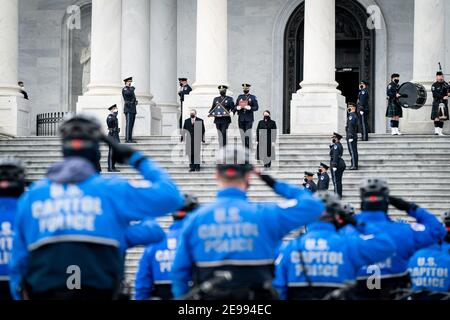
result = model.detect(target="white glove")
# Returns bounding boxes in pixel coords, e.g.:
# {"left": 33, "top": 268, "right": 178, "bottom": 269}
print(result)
{"left": 360, "top": 111, "right": 364, "bottom": 115}
{"left": 349, "top": 139, "right": 354, "bottom": 143}
{"left": 333, "top": 167, "right": 337, "bottom": 172}
{"left": 236, "top": 106, "right": 242, "bottom": 111}
{"left": 245, "top": 105, "right": 251, "bottom": 110}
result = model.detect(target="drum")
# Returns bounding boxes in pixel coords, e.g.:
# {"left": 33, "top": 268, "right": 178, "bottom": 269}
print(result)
{"left": 398, "top": 82, "right": 427, "bottom": 110}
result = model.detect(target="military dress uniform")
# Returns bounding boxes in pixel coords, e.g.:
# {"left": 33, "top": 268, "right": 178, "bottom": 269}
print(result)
{"left": 357, "top": 83, "right": 370, "bottom": 141}
{"left": 330, "top": 133, "right": 346, "bottom": 198}
{"left": 107, "top": 106, "right": 120, "bottom": 172}
{"left": 346, "top": 111, "right": 359, "bottom": 170}
{"left": 302, "top": 172, "right": 318, "bottom": 193}
{"left": 209, "top": 86, "right": 235, "bottom": 148}
{"left": 122, "top": 77, "right": 138, "bottom": 143}
{"left": 178, "top": 78, "right": 192, "bottom": 128}
{"left": 386, "top": 81, "right": 402, "bottom": 118}
{"left": 431, "top": 79, "right": 449, "bottom": 130}
{"left": 235, "top": 85, "right": 259, "bottom": 149}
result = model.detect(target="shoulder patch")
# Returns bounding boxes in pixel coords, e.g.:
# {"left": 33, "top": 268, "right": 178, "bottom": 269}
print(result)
{"left": 410, "top": 223, "right": 426, "bottom": 232}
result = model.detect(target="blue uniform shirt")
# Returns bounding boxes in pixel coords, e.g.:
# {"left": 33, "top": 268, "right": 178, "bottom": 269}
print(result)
{"left": 171, "top": 181, "right": 325, "bottom": 298}
{"left": 9, "top": 153, "right": 184, "bottom": 300}
{"left": 355, "top": 208, "right": 446, "bottom": 280}
{"left": 134, "top": 220, "right": 184, "bottom": 300}
{"left": 273, "top": 221, "right": 396, "bottom": 300}
{"left": 0, "top": 198, "right": 17, "bottom": 281}
{"left": 408, "top": 242, "right": 450, "bottom": 293}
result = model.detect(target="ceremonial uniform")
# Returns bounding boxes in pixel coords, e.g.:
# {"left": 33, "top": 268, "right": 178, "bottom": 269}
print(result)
{"left": 357, "top": 83, "right": 370, "bottom": 141}
{"left": 209, "top": 87, "right": 235, "bottom": 147}
{"left": 106, "top": 106, "right": 120, "bottom": 172}
{"left": 386, "top": 81, "right": 402, "bottom": 118}
{"left": 317, "top": 172, "right": 330, "bottom": 191}
{"left": 235, "top": 85, "right": 259, "bottom": 149}
{"left": 330, "top": 134, "right": 346, "bottom": 198}
{"left": 346, "top": 111, "right": 359, "bottom": 170}
{"left": 302, "top": 172, "right": 317, "bottom": 194}
{"left": 178, "top": 78, "right": 192, "bottom": 129}
{"left": 431, "top": 80, "right": 449, "bottom": 123}
{"left": 122, "top": 77, "right": 138, "bottom": 143}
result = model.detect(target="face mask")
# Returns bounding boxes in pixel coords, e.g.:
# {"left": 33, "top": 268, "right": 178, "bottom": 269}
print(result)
{"left": 244, "top": 90, "right": 250, "bottom": 94}
{"left": 318, "top": 168, "right": 322, "bottom": 173}
{"left": 220, "top": 90, "right": 226, "bottom": 96}
{"left": 394, "top": 79, "right": 399, "bottom": 84}
{"left": 264, "top": 116, "right": 270, "bottom": 120}
{"left": 347, "top": 108, "right": 352, "bottom": 113}
{"left": 304, "top": 178, "right": 308, "bottom": 183}
{"left": 113, "top": 111, "right": 118, "bottom": 116}
{"left": 359, "top": 85, "right": 364, "bottom": 90}
{"left": 332, "top": 138, "right": 337, "bottom": 144}
{"left": 190, "top": 114, "right": 195, "bottom": 118}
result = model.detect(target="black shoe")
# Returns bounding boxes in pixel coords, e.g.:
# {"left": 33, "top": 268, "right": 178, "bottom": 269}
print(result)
{"left": 195, "top": 168, "right": 201, "bottom": 172}
{"left": 130, "top": 140, "right": 137, "bottom": 143}
{"left": 125, "top": 140, "right": 132, "bottom": 143}
{"left": 349, "top": 167, "right": 358, "bottom": 170}
{"left": 189, "top": 168, "right": 195, "bottom": 172}
{"left": 112, "top": 168, "right": 120, "bottom": 172}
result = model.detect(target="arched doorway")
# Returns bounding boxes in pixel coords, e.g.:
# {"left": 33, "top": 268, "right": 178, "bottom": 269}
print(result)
{"left": 283, "top": 0, "right": 375, "bottom": 134}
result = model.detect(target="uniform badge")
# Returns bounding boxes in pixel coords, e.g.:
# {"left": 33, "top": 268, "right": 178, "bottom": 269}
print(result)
{"left": 349, "top": 116, "right": 353, "bottom": 120}
{"left": 334, "top": 145, "right": 338, "bottom": 150}
{"left": 321, "top": 176, "right": 325, "bottom": 180}
{"left": 388, "top": 85, "right": 391, "bottom": 89}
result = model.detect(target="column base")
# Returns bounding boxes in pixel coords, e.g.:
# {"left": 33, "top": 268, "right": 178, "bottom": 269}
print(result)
{"left": 159, "top": 103, "right": 180, "bottom": 136}
{"left": 0, "top": 96, "right": 31, "bottom": 136}
{"left": 290, "top": 91, "right": 346, "bottom": 134}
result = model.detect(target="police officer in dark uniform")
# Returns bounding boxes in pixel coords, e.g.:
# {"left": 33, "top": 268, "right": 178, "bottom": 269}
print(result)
{"left": 302, "top": 172, "right": 317, "bottom": 193}
{"left": 0, "top": 158, "right": 26, "bottom": 301}
{"left": 107, "top": 104, "right": 120, "bottom": 172}
{"left": 431, "top": 71, "right": 449, "bottom": 136}
{"left": 317, "top": 163, "right": 330, "bottom": 191}
{"left": 122, "top": 77, "right": 138, "bottom": 143}
{"left": 171, "top": 145, "right": 325, "bottom": 300}
{"left": 357, "top": 81, "right": 370, "bottom": 141}
{"left": 178, "top": 77, "right": 192, "bottom": 129}
{"left": 330, "top": 133, "right": 346, "bottom": 198}
{"left": 235, "top": 84, "right": 259, "bottom": 150}
{"left": 386, "top": 73, "right": 403, "bottom": 135}
{"left": 346, "top": 103, "right": 359, "bottom": 170}
{"left": 209, "top": 85, "right": 235, "bottom": 148}
{"left": 135, "top": 194, "right": 200, "bottom": 300}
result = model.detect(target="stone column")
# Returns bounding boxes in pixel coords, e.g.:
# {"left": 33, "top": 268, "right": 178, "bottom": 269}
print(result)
{"left": 290, "top": 0, "right": 346, "bottom": 134}
{"left": 121, "top": 0, "right": 158, "bottom": 136}
{"left": 184, "top": 0, "right": 231, "bottom": 135}
{"left": 150, "top": 0, "right": 178, "bottom": 136}
{"left": 403, "top": 0, "right": 446, "bottom": 134}
{"left": 0, "top": 0, "right": 30, "bottom": 136}
{"left": 76, "top": 0, "right": 124, "bottom": 130}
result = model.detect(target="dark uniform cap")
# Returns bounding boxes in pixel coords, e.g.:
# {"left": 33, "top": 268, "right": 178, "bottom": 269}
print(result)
{"left": 123, "top": 77, "right": 133, "bottom": 82}
{"left": 304, "top": 171, "right": 314, "bottom": 177}
{"left": 348, "top": 102, "right": 357, "bottom": 107}
{"left": 320, "top": 163, "right": 329, "bottom": 170}
{"left": 108, "top": 104, "right": 118, "bottom": 111}
{"left": 242, "top": 84, "right": 251, "bottom": 89}
{"left": 436, "top": 71, "right": 444, "bottom": 76}
{"left": 391, "top": 73, "right": 400, "bottom": 79}
{"left": 218, "top": 85, "right": 228, "bottom": 90}
{"left": 360, "top": 80, "right": 370, "bottom": 86}
{"left": 178, "top": 77, "right": 188, "bottom": 81}
{"left": 333, "top": 132, "right": 343, "bottom": 140}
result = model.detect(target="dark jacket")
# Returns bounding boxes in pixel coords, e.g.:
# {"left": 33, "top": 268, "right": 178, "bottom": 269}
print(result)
{"left": 256, "top": 118, "right": 277, "bottom": 162}
{"left": 235, "top": 94, "right": 259, "bottom": 122}
{"left": 330, "top": 143, "right": 346, "bottom": 169}
{"left": 178, "top": 85, "right": 192, "bottom": 102}
{"left": 182, "top": 117, "right": 205, "bottom": 157}
{"left": 122, "top": 86, "right": 138, "bottom": 114}
{"left": 317, "top": 172, "right": 330, "bottom": 191}
{"left": 107, "top": 114, "right": 120, "bottom": 141}
{"left": 209, "top": 96, "right": 235, "bottom": 124}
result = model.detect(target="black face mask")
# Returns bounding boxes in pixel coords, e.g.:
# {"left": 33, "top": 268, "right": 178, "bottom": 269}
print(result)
{"left": 113, "top": 111, "right": 118, "bottom": 116}
{"left": 332, "top": 138, "right": 337, "bottom": 144}
{"left": 243, "top": 90, "right": 250, "bottom": 94}
{"left": 360, "top": 85, "right": 364, "bottom": 90}
{"left": 190, "top": 114, "right": 195, "bottom": 119}
{"left": 318, "top": 168, "right": 322, "bottom": 173}
{"left": 304, "top": 178, "right": 308, "bottom": 183}
{"left": 220, "top": 90, "right": 226, "bottom": 96}
{"left": 394, "top": 79, "right": 400, "bottom": 84}
{"left": 264, "top": 116, "right": 270, "bottom": 121}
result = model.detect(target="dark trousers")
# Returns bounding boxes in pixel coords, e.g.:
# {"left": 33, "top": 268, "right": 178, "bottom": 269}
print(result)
{"left": 189, "top": 148, "right": 201, "bottom": 171}
{"left": 359, "top": 112, "right": 369, "bottom": 141}
{"left": 108, "top": 134, "right": 120, "bottom": 170}
{"left": 0, "top": 281, "right": 12, "bottom": 301}
{"left": 239, "top": 121, "right": 253, "bottom": 150}
{"left": 346, "top": 138, "right": 358, "bottom": 168}
{"left": 215, "top": 123, "right": 230, "bottom": 148}
{"left": 331, "top": 167, "right": 345, "bottom": 198}
{"left": 125, "top": 113, "right": 136, "bottom": 142}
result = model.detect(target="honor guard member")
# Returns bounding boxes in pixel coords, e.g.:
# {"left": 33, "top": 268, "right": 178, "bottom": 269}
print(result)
{"left": 178, "top": 78, "right": 192, "bottom": 129}
{"left": 273, "top": 192, "right": 396, "bottom": 300}
{"left": 235, "top": 84, "right": 259, "bottom": 150}
{"left": 107, "top": 104, "right": 120, "bottom": 172}
{"left": 330, "top": 133, "right": 346, "bottom": 198}
{"left": 209, "top": 85, "right": 235, "bottom": 148}
{"left": 357, "top": 81, "right": 370, "bottom": 141}
{"left": 182, "top": 109, "right": 206, "bottom": 172}
{"left": 135, "top": 195, "right": 200, "bottom": 300}
{"left": 386, "top": 73, "right": 403, "bottom": 135}
{"left": 9, "top": 114, "right": 184, "bottom": 300}
{"left": 431, "top": 71, "right": 449, "bottom": 136}
{"left": 171, "top": 145, "right": 325, "bottom": 300}
{"left": 302, "top": 172, "right": 317, "bottom": 193}
{"left": 0, "top": 158, "right": 26, "bottom": 300}
{"left": 346, "top": 103, "right": 359, "bottom": 170}
{"left": 407, "top": 211, "right": 450, "bottom": 299}
{"left": 353, "top": 178, "right": 446, "bottom": 300}
{"left": 317, "top": 163, "right": 330, "bottom": 191}
{"left": 122, "top": 77, "right": 138, "bottom": 143}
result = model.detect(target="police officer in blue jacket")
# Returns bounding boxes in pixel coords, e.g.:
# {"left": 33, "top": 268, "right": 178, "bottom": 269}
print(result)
{"left": 0, "top": 158, "right": 26, "bottom": 301}
{"left": 346, "top": 103, "right": 359, "bottom": 170}
{"left": 171, "top": 145, "right": 324, "bottom": 300}
{"left": 357, "top": 81, "right": 370, "bottom": 141}
{"left": 235, "top": 84, "right": 259, "bottom": 150}
{"left": 273, "top": 192, "right": 396, "bottom": 300}
{"left": 407, "top": 211, "right": 450, "bottom": 299}
{"left": 353, "top": 178, "right": 446, "bottom": 300}
{"left": 9, "top": 114, "right": 184, "bottom": 300}
{"left": 134, "top": 194, "right": 200, "bottom": 300}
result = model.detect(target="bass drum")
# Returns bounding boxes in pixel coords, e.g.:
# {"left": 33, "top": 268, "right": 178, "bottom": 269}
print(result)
{"left": 398, "top": 82, "right": 427, "bottom": 110}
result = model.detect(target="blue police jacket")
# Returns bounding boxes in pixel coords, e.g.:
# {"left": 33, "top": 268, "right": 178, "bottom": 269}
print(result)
{"left": 9, "top": 153, "right": 184, "bottom": 300}
{"left": 408, "top": 242, "right": 450, "bottom": 293}
{"left": 0, "top": 198, "right": 17, "bottom": 281}
{"left": 273, "top": 221, "right": 396, "bottom": 300}
{"left": 171, "top": 181, "right": 324, "bottom": 298}
{"left": 135, "top": 220, "right": 184, "bottom": 300}
{"left": 355, "top": 208, "right": 446, "bottom": 280}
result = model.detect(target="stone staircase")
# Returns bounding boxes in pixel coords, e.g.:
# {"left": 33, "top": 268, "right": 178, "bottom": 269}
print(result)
{"left": 1, "top": 134, "right": 449, "bottom": 293}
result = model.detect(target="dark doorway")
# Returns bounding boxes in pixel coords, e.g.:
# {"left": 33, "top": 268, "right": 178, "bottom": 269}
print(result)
{"left": 283, "top": 0, "right": 375, "bottom": 133}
